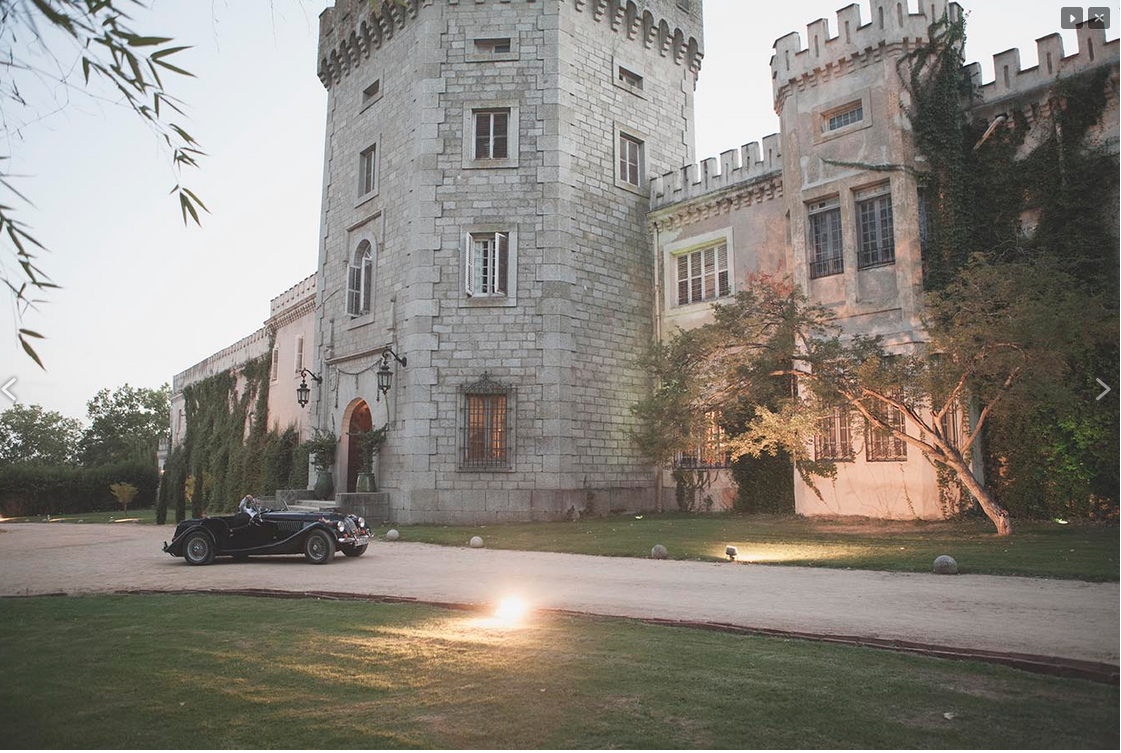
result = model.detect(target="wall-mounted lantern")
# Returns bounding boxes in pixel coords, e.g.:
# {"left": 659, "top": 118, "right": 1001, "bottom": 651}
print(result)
{"left": 296, "top": 368, "right": 323, "bottom": 408}
{"left": 377, "top": 348, "right": 408, "bottom": 402}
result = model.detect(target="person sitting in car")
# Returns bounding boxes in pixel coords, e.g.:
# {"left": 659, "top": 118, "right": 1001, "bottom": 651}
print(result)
{"left": 233, "top": 494, "right": 261, "bottom": 527}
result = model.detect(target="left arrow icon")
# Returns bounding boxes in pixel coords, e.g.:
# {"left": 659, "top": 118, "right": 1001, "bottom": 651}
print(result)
{"left": 1, "top": 377, "right": 16, "bottom": 403}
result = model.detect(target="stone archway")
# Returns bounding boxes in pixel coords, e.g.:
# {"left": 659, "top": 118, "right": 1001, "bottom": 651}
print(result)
{"left": 344, "top": 399, "right": 372, "bottom": 493}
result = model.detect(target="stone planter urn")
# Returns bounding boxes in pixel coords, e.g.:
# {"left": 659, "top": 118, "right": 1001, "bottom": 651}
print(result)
{"left": 313, "top": 468, "right": 334, "bottom": 499}
{"left": 355, "top": 472, "right": 376, "bottom": 493}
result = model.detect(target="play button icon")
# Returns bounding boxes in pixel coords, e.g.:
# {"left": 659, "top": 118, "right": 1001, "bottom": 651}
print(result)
{"left": 1061, "top": 7, "right": 1084, "bottom": 29}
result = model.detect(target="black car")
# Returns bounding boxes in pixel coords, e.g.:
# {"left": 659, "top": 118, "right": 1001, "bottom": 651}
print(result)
{"left": 163, "top": 504, "right": 370, "bottom": 565}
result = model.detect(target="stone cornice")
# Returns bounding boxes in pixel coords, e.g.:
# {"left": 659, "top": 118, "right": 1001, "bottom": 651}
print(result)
{"left": 648, "top": 171, "right": 783, "bottom": 232}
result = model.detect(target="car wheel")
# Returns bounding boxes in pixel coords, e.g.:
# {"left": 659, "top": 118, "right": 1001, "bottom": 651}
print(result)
{"left": 183, "top": 532, "right": 215, "bottom": 566}
{"left": 342, "top": 543, "right": 368, "bottom": 558}
{"left": 304, "top": 529, "right": 335, "bottom": 564}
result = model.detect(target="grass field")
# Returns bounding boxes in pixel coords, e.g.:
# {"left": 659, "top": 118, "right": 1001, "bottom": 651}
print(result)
{"left": 379, "top": 514, "right": 1119, "bottom": 581}
{"left": 0, "top": 508, "right": 158, "bottom": 525}
{"left": 0, "top": 594, "right": 1115, "bottom": 749}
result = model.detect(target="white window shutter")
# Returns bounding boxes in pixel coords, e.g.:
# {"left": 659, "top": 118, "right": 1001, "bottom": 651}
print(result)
{"left": 464, "top": 234, "right": 475, "bottom": 297}
{"left": 496, "top": 232, "right": 508, "bottom": 295}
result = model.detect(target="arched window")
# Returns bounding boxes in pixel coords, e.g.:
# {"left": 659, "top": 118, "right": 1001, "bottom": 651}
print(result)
{"left": 347, "top": 240, "right": 374, "bottom": 316}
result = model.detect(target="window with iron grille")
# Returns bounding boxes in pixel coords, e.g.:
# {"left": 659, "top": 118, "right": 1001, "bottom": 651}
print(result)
{"left": 347, "top": 240, "right": 374, "bottom": 316}
{"left": 826, "top": 102, "right": 863, "bottom": 132}
{"left": 814, "top": 407, "right": 853, "bottom": 461}
{"left": 675, "top": 243, "right": 731, "bottom": 306}
{"left": 460, "top": 373, "right": 513, "bottom": 470}
{"left": 359, "top": 144, "right": 376, "bottom": 196}
{"left": 465, "top": 232, "right": 509, "bottom": 298}
{"left": 856, "top": 187, "right": 895, "bottom": 269}
{"left": 619, "top": 132, "right": 643, "bottom": 187}
{"left": 941, "top": 400, "right": 963, "bottom": 450}
{"left": 676, "top": 412, "right": 731, "bottom": 469}
{"left": 865, "top": 395, "right": 908, "bottom": 461}
{"left": 808, "top": 197, "right": 843, "bottom": 279}
{"left": 473, "top": 109, "right": 509, "bottom": 160}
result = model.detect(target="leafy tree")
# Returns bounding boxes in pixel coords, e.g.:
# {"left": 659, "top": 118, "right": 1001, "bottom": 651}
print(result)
{"left": 0, "top": 403, "right": 83, "bottom": 464}
{"left": 109, "top": 481, "right": 139, "bottom": 513}
{"left": 79, "top": 383, "right": 169, "bottom": 466}
{"left": 1, "top": 0, "right": 205, "bottom": 367}
{"left": 633, "top": 261, "right": 1112, "bottom": 536}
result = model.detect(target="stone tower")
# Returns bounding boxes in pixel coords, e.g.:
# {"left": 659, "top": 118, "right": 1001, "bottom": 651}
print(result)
{"left": 312, "top": 0, "right": 704, "bottom": 523}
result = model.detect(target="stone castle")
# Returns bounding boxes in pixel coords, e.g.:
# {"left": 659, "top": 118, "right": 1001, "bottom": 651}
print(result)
{"left": 171, "top": 0, "right": 1119, "bottom": 523}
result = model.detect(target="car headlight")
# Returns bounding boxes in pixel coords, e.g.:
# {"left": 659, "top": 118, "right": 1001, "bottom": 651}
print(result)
{"left": 357, "top": 517, "right": 365, "bottom": 528}
{"left": 336, "top": 521, "right": 345, "bottom": 532}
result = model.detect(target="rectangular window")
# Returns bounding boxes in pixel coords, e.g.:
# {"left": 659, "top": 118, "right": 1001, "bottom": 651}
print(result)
{"left": 826, "top": 102, "right": 863, "bottom": 132}
{"left": 361, "top": 79, "right": 381, "bottom": 105}
{"left": 856, "top": 188, "right": 895, "bottom": 269}
{"left": 464, "top": 393, "right": 508, "bottom": 468}
{"left": 466, "top": 232, "right": 509, "bottom": 297}
{"left": 618, "top": 66, "right": 644, "bottom": 90}
{"left": 676, "top": 412, "right": 731, "bottom": 469}
{"left": 941, "top": 401, "right": 962, "bottom": 449}
{"left": 294, "top": 335, "right": 305, "bottom": 373}
{"left": 270, "top": 346, "right": 280, "bottom": 383}
{"left": 815, "top": 407, "right": 853, "bottom": 462}
{"left": 359, "top": 145, "right": 376, "bottom": 196}
{"left": 474, "top": 38, "right": 512, "bottom": 55}
{"left": 675, "top": 243, "right": 731, "bottom": 306}
{"left": 808, "top": 197, "right": 844, "bottom": 279}
{"left": 619, "top": 133, "right": 643, "bottom": 187}
{"left": 473, "top": 109, "right": 509, "bottom": 160}
{"left": 866, "top": 396, "right": 908, "bottom": 461}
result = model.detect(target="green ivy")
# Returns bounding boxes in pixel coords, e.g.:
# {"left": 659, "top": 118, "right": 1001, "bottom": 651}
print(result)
{"left": 168, "top": 350, "right": 309, "bottom": 522}
{"left": 903, "top": 15, "right": 1119, "bottom": 519}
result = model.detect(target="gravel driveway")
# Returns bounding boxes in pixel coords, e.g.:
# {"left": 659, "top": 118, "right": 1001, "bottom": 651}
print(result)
{"left": 1, "top": 523, "right": 1116, "bottom": 666}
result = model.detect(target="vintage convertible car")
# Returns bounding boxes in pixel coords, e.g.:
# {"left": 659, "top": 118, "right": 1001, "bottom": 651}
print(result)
{"left": 162, "top": 503, "right": 370, "bottom": 565}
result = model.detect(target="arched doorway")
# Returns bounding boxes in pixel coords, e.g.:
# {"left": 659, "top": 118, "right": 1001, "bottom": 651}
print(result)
{"left": 345, "top": 400, "right": 372, "bottom": 493}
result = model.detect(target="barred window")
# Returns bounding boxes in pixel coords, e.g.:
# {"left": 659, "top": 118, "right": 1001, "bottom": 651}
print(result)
{"left": 865, "top": 395, "right": 907, "bottom": 462}
{"left": 473, "top": 109, "right": 509, "bottom": 160}
{"left": 941, "top": 401, "right": 963, "bottom": 449}
{"left": 618, "top": 66, "right": 644, "bottom": 90}
{"left": 347, "top": 240, "right": 374, "bottom": 316}
{"left": 465, "top": 232, "right": 509, "bottom": 298}
{"left": 808, "top": 197, "right": 843, "bottom": 279}
{"left": 856, "top": 186, "right": 895, "bottom": 269}
{"left": 826, "top": 102, "right": 863, "bottom": 132}
{"left": 474, "top": 38, "right": 512, "bottom": 55}
{"left": 460, "top": 373, "right": 512, "bottom": 470}
{"left": 675, "top": 243, "right": 731, "bottom": 306}
{"left": 815, "top": 407, "right": 853, "bottom": 461}
{"left": 619, "top": 133, "right": 643, "bottom": 187}
{"left": 676, "top": 412, "right": 731, "bottom": 469}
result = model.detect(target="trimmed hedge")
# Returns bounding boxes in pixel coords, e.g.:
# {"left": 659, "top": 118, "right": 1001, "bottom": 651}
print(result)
{"left": 0, "top": 461, "right": 159, "bottom": 517}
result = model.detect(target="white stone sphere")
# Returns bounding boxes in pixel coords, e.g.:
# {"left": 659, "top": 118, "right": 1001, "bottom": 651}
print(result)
{"left": 469, "top": 536, "right": 485, "bottom": 549}
{"left": 385, "top": 529, "right": 400, "bottom": 542}
{"left": 651, "top": 544, "right": 668, "bottom": 560}
{"left": 933, "top": 554, "right": 958, "bottom": 575}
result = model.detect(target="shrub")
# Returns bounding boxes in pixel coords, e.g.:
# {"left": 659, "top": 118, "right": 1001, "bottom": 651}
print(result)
{"left": 109, "top": 482, "right": 139, "bottom": 513}
{"left": 0, "top": 460, "right": 158, "bottom": 517}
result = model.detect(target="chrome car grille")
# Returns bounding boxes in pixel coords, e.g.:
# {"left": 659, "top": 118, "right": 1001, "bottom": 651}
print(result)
{"left": 343, "top": 518, "right": 358, "bottom": 534}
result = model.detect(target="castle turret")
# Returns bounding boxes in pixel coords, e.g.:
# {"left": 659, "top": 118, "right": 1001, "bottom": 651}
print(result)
{"left": 311, "top": 0, "right": 704, "bottom": 522}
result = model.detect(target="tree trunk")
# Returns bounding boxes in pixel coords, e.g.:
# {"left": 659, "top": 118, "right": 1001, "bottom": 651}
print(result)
{"left": 947, "top": 456, "right": 1013, "bottom": 535}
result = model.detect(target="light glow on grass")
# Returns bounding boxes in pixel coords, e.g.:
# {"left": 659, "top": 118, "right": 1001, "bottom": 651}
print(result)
{"left": 473, "top": 596, "right": 531, "bottom": 629}
{"left": 112, "top": 518, "right": 140, "bottom": 523}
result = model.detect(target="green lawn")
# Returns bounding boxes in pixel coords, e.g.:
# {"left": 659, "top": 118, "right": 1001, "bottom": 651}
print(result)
{"left": 0, "top": 595, "right": 1115, "bottom": 749}
{"left": 0, "top": 508, "right": 157, "bottom": 525}
{"left": 379, "top": 514, "right": 1119, "bottom": 581}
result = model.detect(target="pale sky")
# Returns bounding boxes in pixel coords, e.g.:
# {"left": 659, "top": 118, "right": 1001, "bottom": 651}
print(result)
{"left": 1, "top": 0, "right": 1113, "bottom": 420}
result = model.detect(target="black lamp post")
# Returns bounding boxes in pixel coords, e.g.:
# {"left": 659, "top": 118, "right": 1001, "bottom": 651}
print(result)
{"left": 376, "top": 348, "right": 407, "bottom": 402}
{"left": 296, "top": 368, "right": 322, "bottom": 408}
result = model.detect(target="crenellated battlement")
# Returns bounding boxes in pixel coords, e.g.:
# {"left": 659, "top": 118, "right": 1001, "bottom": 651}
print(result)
{"left": 965, "top": 23, "right": 1118, "bottom": 108}
{"left": 269, "top": 272, "right": 317, "bottom": 318}
{"left": 649, "top": 134, "right": 782, "bottom": 211}
{"left": 172, "top": 328, "right": 270, "bottom": 394}
{"left": 770, "top": 1, "right": 961, "bottom": 108}
{"left": 317, "top": 0, "right": 703, "bottom": 88}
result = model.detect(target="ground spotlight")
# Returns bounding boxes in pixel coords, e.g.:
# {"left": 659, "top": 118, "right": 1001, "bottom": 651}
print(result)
{"left": 726, "top": 546, "right": 738, "bottom": 561}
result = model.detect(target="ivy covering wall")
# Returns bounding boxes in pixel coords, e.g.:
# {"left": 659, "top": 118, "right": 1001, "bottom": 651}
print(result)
{"left": 904, "top": 17, "right": 1119, "bottom": 519}
{"left": 155, "top": 353, "right": 308, "bottom": 524}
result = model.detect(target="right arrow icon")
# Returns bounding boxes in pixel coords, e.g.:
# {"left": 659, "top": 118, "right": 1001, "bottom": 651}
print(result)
{"left": 1097, "top": 379, "right": 1112, "bottom": 401}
